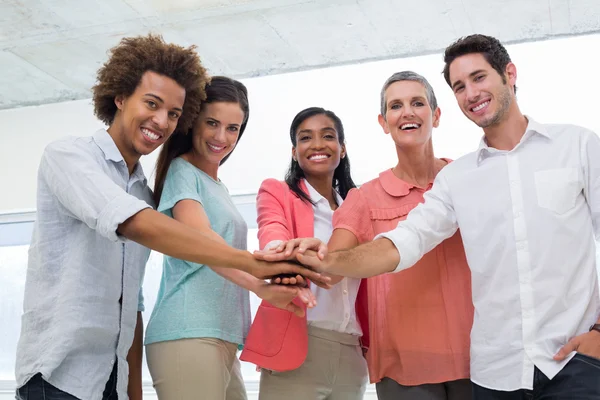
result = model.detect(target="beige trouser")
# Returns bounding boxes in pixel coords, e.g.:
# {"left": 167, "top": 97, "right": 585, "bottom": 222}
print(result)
{"left": 147, "top": 337, "right": 247, "bottom": 400}
{"left": 259, "top": 325, "right": 368, "bottom": 400}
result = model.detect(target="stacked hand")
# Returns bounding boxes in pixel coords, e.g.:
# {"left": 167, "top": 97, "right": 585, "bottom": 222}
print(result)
{"left": 254, "top": 238, "right": 330, "bottom": 283}
{"left": 249, "top": 238, "right": 330, "bottom": 316}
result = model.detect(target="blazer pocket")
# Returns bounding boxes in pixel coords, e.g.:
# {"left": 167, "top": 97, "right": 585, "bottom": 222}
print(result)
{"left": 243, "top": 305, "right": 292, "bottom": 357}
{"left": 534, "top": 168, "right": 581, "bottom": 214}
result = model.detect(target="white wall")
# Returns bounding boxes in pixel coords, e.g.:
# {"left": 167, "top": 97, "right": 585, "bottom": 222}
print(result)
{"left": 1, "top": 33, "right": 600, "bottom": 212}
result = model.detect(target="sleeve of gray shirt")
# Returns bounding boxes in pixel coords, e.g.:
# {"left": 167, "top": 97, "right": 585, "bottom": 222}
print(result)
{"left": 40, "top": 140, "right": 152, "bottom": 242}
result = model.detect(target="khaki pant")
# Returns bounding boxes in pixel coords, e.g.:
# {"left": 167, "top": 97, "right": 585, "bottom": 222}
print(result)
{"left": 259, "top": 326, "right": 368, "bottom": 400}
{"left": 147, "top": 338, "right": 247, "bottom": 400}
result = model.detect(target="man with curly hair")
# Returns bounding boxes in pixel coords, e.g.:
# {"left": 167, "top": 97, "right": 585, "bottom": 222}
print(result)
{"left": 15, "top": 34, "right": 329, "bottom": 400}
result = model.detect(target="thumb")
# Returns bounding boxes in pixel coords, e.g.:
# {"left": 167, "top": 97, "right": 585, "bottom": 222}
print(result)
{"left": 286, "top": 302, "right": 305, "bottom": 318}
{"left": 554, "top": 336, "right": 580, "bottom": 361}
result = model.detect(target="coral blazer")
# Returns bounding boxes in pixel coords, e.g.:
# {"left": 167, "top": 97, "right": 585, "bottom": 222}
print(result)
{"left": 240, "top": 178, "right": 369, "bottom": 371}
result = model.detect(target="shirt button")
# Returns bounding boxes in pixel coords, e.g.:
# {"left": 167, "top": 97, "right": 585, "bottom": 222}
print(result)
{"left": 343, "top": 289, "right": 348, "bottom": 295}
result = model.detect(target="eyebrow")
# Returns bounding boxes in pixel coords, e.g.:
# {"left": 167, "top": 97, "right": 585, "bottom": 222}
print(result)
{"left": 144, "top": 93, "right": 183, "bottom": 112}
{"left": 451, "top": 69, "right": 486, "bottom": 90}
{"left": 388, "top": 96, "right": 427, "bottom": 105}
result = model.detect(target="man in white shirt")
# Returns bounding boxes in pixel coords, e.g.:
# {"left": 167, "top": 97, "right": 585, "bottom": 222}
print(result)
{"left": 259, "top": 34, "right": 600, "bottom": 398}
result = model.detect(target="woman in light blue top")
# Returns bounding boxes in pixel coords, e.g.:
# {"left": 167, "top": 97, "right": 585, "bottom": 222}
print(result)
{"left": 145, "top": 77, "right": 316, "bottom": 400}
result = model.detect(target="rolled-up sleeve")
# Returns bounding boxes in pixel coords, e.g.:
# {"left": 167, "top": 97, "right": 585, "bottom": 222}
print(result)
{"left": 375, "top": 170, "right": 458, "bottom": 272}
{"left": 41, "top": 140, "right": 151, "bottom": 242}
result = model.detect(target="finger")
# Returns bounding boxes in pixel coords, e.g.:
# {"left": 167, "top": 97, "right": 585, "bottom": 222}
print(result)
{"left": 295, "top": 275, "right": 306, "bottom": 287}
{"left": 554, "top": 337, "right": 580, "bottom": 361}
{"left": 253, "top": 250, "right": 267, "bottom": 261}
{"left": 284, "top": 239, "right": 299, "bottom": 256}
{"left": 317, "top": 242, "right": 328, "bottom": 260}
{"left": 286, "top": 302, "right": 305, "bottom": 318}
{"left": 298, "top": 238, "right": 321, "bottom": 254}
{"left": 260, "top": 252, "right": 288, "bottom": 262}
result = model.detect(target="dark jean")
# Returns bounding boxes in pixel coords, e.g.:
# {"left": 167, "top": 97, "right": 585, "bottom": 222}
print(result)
{"left": 16, "top": 364, "right": 118, "bottom": 400}
{"left": 473, "top": 353, "right": 600, "bottom": 400}
{"left": 376, "top": 377, "right": 473, "bottom": 400}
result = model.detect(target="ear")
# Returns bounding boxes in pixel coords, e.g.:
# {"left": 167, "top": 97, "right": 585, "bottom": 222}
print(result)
{"left": 340, "top": 143, "right": 346, "bottom": 159}
{"left": 292, "top": 146, "right": 297, "bottom": 162}
{"left": 114, "top": 95, "right": 125, "bottom": 111}
{"left": 378, "top": 114, "right": 390, "bottom": 135}
{"left": 432, "top": 107, "right": 441, "bottom": 128}
{"left": 506, "top": 62, "right": 517, "bottom": 92}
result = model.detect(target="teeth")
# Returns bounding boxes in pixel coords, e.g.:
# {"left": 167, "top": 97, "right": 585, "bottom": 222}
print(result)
{"left": 309, "top": 154, "right": 328, "bottom": 160}
{"left": 141, "top": 128, "right": 159, "bottom": 140}
{"left": 401, "top": 123, "right": 419, "bottom": 130}
{"left": 472, "top": 101, "right": 489, "bottom": 112}
{"left": 207, "top": 143, "right": 225, "bottom": 151}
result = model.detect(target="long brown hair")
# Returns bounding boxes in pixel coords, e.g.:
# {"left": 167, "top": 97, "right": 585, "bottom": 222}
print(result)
{"left": 153, "top": 76, "right": 249, "bottom": 204}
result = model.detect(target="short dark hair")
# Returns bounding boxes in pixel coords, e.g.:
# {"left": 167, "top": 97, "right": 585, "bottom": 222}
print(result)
{"left": 443, "top": 34, "right": 516, "bottom": 94}
{"left": 154, "top": 76, "right": 250, "bottom": 204}
{"left": 285, "top": 107, "right": 356, "bottom": 204}
{"left": 92, "top": 34, "right": 209, "bottom": 134}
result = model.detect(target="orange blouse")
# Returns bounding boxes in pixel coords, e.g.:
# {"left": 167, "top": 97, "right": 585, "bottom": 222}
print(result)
{"left": 333, "top": 168, "right": 474, "bottom": 385}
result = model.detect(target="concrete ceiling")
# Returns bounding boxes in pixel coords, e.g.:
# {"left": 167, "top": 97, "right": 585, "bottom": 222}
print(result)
{"left": 2, "top": 0, "right": 599, "bottom": 110}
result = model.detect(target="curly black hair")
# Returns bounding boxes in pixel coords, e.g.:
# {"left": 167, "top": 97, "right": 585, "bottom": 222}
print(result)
{"left": 443, "top": 34, "right": 516, "bottom": 94}
{"left": 92, "top": 34, "right": 209, "bottom": 133}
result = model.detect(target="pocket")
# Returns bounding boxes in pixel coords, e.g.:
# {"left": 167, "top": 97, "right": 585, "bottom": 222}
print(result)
{"left": 243, "top": 305, "right": 292, "bottom": 357}
{"left": 575, "top": 352, "right": 600, "bottom": 369}
{"left": 534, "top": 168, "right": 581, "bottom": 214}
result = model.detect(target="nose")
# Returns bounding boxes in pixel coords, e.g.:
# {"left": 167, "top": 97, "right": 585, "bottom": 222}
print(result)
{"left": 151, "top": 109, "right": 169, "bottom": 130}
{"left": 401, "top": 104, "right": 415, "bottom": 118}
{"left": 214, "top": 126, "right": 227, "bottom": 142}
{"left": 465, "top": 82, "right": 480, "bottom": 103}
{"left": 311, "top": 135, "right": 325, "bottom": 149}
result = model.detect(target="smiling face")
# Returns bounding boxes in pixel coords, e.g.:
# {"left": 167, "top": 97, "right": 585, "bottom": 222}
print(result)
{"left": 292, "top": 113, "right": 345, "bottom": 180}
{"left": 378, "top": 80, "right": 440, "bottom": 149}
{"left": 111, "top": 70, "right": 186, "bottom": 165}
{"left": 189, "top": 101, "right": 245, "bottom": 173}
{"left": 449, "top": 53, "right": 515, "bottom": 128}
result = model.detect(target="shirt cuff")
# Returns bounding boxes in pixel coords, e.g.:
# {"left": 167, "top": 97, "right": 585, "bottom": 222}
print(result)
{"left": 375, "top": 226, "right": 422, "bottom": 273}
{"left": 263, "top": 240, "right": 284, "bottom": 251}
{"left": 97, "top": 193, "right": 152, "bottom": 242}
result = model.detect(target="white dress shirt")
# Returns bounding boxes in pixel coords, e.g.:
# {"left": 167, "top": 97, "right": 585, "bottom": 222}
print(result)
{"left": 266, "top": 180, "right": 362, "bottom": 336}
{"left": 377, "top": 118, "right": 600, "bottom": 391}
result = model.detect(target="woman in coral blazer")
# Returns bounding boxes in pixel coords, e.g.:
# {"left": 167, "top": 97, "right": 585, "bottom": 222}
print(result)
{"left": 241, "top": 107, "right": 369, "bottom": 400}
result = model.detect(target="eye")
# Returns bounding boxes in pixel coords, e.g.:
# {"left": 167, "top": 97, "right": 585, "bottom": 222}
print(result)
{"left": 207, "top": 120, "right": 217, "bottom": 127}
{"left": 324, "top": 134, "right": 336, "bottom": 140}
{"left": 474, "top": 75, "right": 485, "bottom": 82}
{"left": 454, "top": 85, "right": 464, "bottom": 94}
{"left": 169, "top": 112, "right": 180, "bottom": 119}
{"left": 146, "top": 100, "right": 157, "bottom": 109}
{"left": 299, "top": 135, "right": 310, "bottom": 141}
{"left": 413, "top": 101, "right": 425, "bottom": 107}
{"left": 390, "top": 104, "right": 401, "bottom": 110}
{"left": 227, "top": 126, "right": 239, "bottom": 132}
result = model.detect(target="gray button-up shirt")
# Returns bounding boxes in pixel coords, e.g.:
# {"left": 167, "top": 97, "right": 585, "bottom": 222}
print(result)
{"left": 15, "top": 129, "right": 154, "bottom": 400}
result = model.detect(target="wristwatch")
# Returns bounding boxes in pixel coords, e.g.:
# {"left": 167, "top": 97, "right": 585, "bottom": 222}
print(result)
{"left": 590, "top": 324, "right": 600, "bottom": 334}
